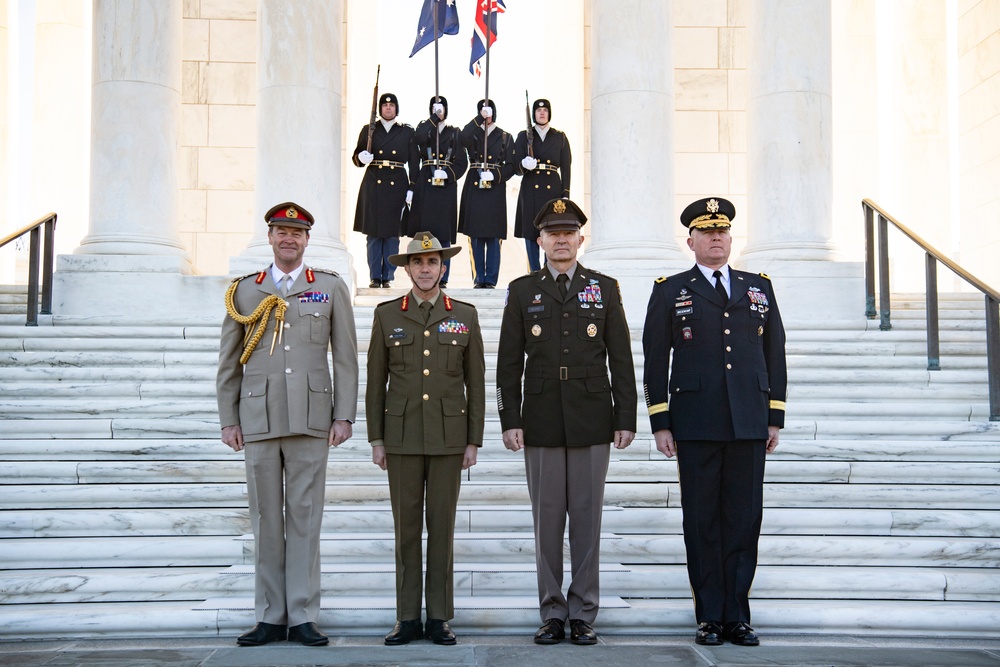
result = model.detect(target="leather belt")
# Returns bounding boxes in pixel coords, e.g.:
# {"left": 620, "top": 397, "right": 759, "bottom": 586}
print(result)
{"left": 370, "top": 160, "right": 405, "bottom": 169}
{"left": 534, "top": 164, "right": 560, "bottom": 173}
{"left": 526, "top": 366, "right": 607, "bottom": 381}
{"left": 471, "top": 162, "right": 501, "bottom": 170}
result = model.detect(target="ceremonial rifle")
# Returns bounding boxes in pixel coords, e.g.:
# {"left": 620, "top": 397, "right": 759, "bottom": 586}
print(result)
{"left": 525, "top": 90, "right": 534, "bottom": 158}
{"left": 365, "top": 64, "right": 381, "bottom": 153}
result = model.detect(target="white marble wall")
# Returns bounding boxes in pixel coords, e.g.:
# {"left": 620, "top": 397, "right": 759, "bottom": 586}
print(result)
{"left": 958, "top": 0, "right": 1000, "bottom": 290}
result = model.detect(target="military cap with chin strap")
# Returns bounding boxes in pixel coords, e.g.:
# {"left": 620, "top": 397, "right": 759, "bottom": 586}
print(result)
{"left": 264, "top": 202, "right": 314, "bottom": 230}
{"left": 533, "top": 197, "right": 587, "bottom": 233}
{"left": 680, "top": 197, "right": 735, "bottom": 232}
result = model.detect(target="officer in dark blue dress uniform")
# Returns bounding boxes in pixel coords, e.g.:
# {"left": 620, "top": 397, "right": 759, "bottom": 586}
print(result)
{"left": 641, "top": 197, "right": 787, "bottom": 647}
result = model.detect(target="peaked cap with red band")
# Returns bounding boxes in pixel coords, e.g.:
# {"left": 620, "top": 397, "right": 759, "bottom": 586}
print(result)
{"left": 264, "top": 202, "right": 314, "bottom": 231}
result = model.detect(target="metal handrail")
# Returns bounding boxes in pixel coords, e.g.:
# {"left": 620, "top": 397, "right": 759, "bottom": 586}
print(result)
{"left": 0, "top": 213, "right": 57, "bottom": 326}
{"left": 863, "top": 199, "right": 1000, "bottom": 421}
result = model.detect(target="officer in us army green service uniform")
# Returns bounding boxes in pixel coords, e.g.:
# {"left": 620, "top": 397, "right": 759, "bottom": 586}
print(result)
{"left": 366, "top": 232, "right": 486, "bottom": 647}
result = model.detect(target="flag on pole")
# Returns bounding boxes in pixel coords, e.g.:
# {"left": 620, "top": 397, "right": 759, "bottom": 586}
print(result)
{"left": 469, "top": 0, "right": 506, "bottom": 77}
{"left": 410, "top": 0, "right": 461, "bottom": 57}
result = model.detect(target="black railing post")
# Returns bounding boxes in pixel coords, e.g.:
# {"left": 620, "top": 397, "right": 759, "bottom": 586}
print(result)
{"left": 925, "top": 253, "right": 940, "bottom": 371}
{"left": 877, "top": 214, "right": 892, "bottom": 331}
{"left": 26, "top": 226, "right": 41, "bottom": 326}
{"left": 864, "top": 203, "right": 877, "bottom": 319}
{"left": 987, "top": 295, "right": 1000, "bottom": 421}
{"left": 41, "top": 215, "right": 56, "bottom": 315}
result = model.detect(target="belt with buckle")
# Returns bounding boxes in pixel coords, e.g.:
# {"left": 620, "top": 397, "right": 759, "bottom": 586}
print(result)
{"left": 471, "top": 162, "right": 501, "bottom": 170}
{"left": 526, "top": 366, "right": 608, "bottom": 381}
{"left": 370, "top": 160, "right": 405, "bottom": 169}
{"left": 535, "top": 164, "right": 560, "bottom": 173}
{"left": 424, "top": 159, "right": 453, "bottom": 168}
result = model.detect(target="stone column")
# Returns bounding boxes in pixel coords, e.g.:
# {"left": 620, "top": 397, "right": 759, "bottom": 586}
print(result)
{"left": 584, "top": 0, "right": 685, "bottom": 321}
{"left": 232, "top": 0, "right": 353, "bottom": 282}
{"left": 71, "top": 0, "right": 189, "bottom": 268}
{"left": 742, "top": 0, "right": 861, "bottom": 320}
{"left": 32, "top": 0, "right": 89, "bottom": 258}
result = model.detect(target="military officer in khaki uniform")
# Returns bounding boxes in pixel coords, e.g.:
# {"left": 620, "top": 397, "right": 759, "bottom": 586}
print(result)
{"left": 217, "top": 203, "right": 359, "bottom": 647}
{"left": 496, "top": 199, "right": 637, "bottom": 646}
{"left": 366, "top": 232, "right": 486, "bottom": 646}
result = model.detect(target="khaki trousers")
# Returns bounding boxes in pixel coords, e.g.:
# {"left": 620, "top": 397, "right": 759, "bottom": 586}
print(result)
{"left": 244, "top": 435, "right": 329, "bottom": 626}
{"left": 524, "top": 444, "right": 610, "bottom": 624}
{"left": 386, "top": 452, "right": 464, "bottom": 621}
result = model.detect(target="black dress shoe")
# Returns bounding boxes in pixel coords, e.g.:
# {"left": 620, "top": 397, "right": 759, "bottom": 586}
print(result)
{"left": 695, "top": 621, "right": 724, "bottom": 645}
{"left": 724, "top": 621, "right": 760, "bottom": 646}
{"left": 237, "top": 622, "right": 287, "bottom": 646}
{"left": 569, "top": 619, "right": 597, "bottom": 645}
{"left": 384, "top": 619, "right": 423, "bottom": 645}
{"left": 425, "top": 618, "right": 457, "bottom": 645}
{"left": 533, "top": 618, "right": 565, "bottom": 645}
{"left": 369, "top": 280, "right": 381, "bottom": 288}
{"left": 287, "top": 621, "right": 328, "bottom": 646}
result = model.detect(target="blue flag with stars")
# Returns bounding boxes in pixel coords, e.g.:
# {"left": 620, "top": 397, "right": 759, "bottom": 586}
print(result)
{"left": 410, "top": 0, "right": 460, "bottom": 57}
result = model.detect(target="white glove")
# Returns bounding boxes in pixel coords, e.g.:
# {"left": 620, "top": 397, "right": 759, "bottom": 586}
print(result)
{"left": 521, "top": 156, "right": 538, "bottom": 170}
{"left": 432, "top": 103, "right": 445, "bottom": 117}
{"left": 433, "top": 168, "right": 448, "bottom": 181}
{"left": 405, "top": 190, "right": 413, "bottom": 206}
{"left": 358, "top": 150, "right": 374, "bottom": 165}
{"left": 479, "top": 170, "right": 494, "bottom": 182}
{"left": 480, "top": 106, "right": 493, "bottom": 119}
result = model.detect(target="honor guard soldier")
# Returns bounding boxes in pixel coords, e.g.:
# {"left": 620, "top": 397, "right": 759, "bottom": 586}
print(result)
{"left": 353, "top": 93, "right": 415, "bottom": 288}
{"left": 642, "top": 197, "right": 787, "bottom": 647}
{"left": 496, "top": 198, "right": 637, "bottom": 646}
{"left": 217, "top": 202, "right": 359, "bottom": 647}
{"left": 459, "top": 98, "right": 516, "bottom": 288}
{"left": 366, "top": 232, "right": 486, "bottom": 646}
{"left": 514, "top": 99, "right": 572, "bottom": 271}
{"left": 406, "top": 96, "right": 469, "bottom": 287}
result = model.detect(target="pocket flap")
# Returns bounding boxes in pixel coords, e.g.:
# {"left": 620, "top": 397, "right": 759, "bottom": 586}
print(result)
{"left": 757, "top": 371, "right": 770, "bottom": 392}
{"left": 442, "top": 394, "right": 468, "bottom": 416}
{"left": 385, "top": 393, "right": 407, "bottom": 416}
{"left": 669, "top": 372, "right": 700, "bottom": 394}
{"left": 586, "top": 375, "right": 611, "bottom": 392}
{"left": 524, "top": 378, "right": 544, "bottom": 394}
{"left": 242, "top": 375, "right": 267, "bottom": 398}
{"left": 308, "top": 370, "right": 332, "bottom": 393}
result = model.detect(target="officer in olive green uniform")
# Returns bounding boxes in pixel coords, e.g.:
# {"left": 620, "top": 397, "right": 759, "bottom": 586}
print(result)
{"left": 495, "top": 199, "right": 637, "bottom": 646}
{"left": 366, "top": 232, "right": 486, "bottom": 646}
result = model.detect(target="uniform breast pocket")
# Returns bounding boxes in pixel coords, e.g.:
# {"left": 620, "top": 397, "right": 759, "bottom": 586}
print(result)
{"left": 301, "top": 309, "right": 331, "bottom": 343}
{"left": 749, "top": 309, "right": 768, "bottom": 343}
{"left": 437, "top": 333, "right": 469, "bottom": 372}
{"left": 672, "top": 309, "right": 703, "bottom": 347}
{"left": 524, "top": 310, "right": 551, "bottom": 341}
{"left": 386, "top": 333, "right": 415, "bottom": 369}
{"left": 578, "top": 308, "right": 607, "bottom": 341}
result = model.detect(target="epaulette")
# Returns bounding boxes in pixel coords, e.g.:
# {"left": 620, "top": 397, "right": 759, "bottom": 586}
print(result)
{"left": 509, "top": 273, "right": 534, "bottom": 285}
{"left": 758, "top": 272, "right": 771, "bottom": 281}
{"left": 585, "top": 268, "right": 615, "bottom": 281}
{"left": 229, "top": 270, "right": 267, "bottom": 285}
{"left": 310, "top": 268, "right": 340, "bottom": 277}
{"left": 655, "top": 276, "right": 667, "bottom": 284}
{"left": 446, "top": 296, "right": 476, "bottom": 309}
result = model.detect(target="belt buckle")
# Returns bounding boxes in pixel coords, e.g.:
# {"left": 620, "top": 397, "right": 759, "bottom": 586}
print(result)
{"left": 432, "top": 177, "right": 445, "bottom": 187}
{"left": 479, "top": 179, "right": 492, "bottom": 190}
{"left": 559, "top": 366, "right": 568, "bottom": 381}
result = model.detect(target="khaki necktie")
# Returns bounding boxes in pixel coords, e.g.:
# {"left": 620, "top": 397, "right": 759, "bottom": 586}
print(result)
{"left": 280, "top": 274, "right": 291, "bottom": 296}
{"left": 420, "top": 300, "right": 433, "bottom": 324}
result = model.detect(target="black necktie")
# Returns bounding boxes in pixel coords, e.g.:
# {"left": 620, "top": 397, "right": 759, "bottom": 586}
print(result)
{"left": 557, "top": 273, "right": 569, "bottom": 299}
{"left": 713, "top": 270, "right": 728, "bottom": 303}
{"left": 420, "top": 300, "right": 433, "bottom": 324}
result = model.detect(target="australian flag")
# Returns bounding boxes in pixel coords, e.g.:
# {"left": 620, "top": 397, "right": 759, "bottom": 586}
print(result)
{"left": 469, "top": 0, "right": 506, "bottom": 77}
{"left": 410, "top": 0, "right": 461, "bottom": 57}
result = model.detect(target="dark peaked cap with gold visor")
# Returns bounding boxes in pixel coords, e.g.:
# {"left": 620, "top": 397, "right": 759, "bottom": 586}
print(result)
{"left": 680, "top": 197, "right": 735, "bottom": 233}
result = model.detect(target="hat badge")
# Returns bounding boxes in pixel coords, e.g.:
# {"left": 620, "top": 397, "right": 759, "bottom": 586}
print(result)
{"left": 421, "top": 234, "right": 433, "bottom": 249}
{"left": 553, "top": 200, "right": 567, "bottom": 214}
{"left": 706, "top": 199, "right": 719, "bottom": 214}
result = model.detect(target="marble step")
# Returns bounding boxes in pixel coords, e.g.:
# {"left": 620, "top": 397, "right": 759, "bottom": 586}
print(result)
{"left": 3, "top": 458, "right": 998, "bottom": 487}
{"left": 4, "top": 437, "right": 999, "bottom": 462}
{"left": 2, "top": 563, "right": 993, "bottom": 605}
{"left": 3, "top": 598, "right": 1000, "bottom": 639}
{"left": 3, "top": 479, "right": 995, "bottom": 510}
{"left": 5, "top": 532, "right": 999, "bottom": 569}
{"left": 4, "top": 506, "right": 998, "bottom": 539}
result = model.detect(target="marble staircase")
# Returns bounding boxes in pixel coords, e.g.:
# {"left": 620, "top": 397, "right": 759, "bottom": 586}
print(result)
{"left": 1, "top": 286, "right": 998, "bottom": 639}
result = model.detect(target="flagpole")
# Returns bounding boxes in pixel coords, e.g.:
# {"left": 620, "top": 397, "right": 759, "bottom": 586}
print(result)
{"left": 482, "top": 2, "right": 492, "bottom": 169}
{"left": 433, "top": 0, "right": 441, "bottom": 160}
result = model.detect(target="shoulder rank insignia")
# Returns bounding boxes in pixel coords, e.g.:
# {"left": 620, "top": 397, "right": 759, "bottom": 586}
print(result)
{"left": 759, "top": 272, "right": 771, "bottom": 280}
{"left": 655, "top": 276, "right": 667, "bottom": 284}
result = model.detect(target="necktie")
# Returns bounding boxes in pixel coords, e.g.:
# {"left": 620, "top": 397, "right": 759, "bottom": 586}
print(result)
{"left": 557, "top": 273, "right": 569, "bottom": 299}
{"left": 713, "top": 269, "right": 728, "bottom": 303}
{"left": 280, "top": 274, "right": 290, "bottom": 296}
{"left": 420, "top": 300, "right": 433, "bottom": 324}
